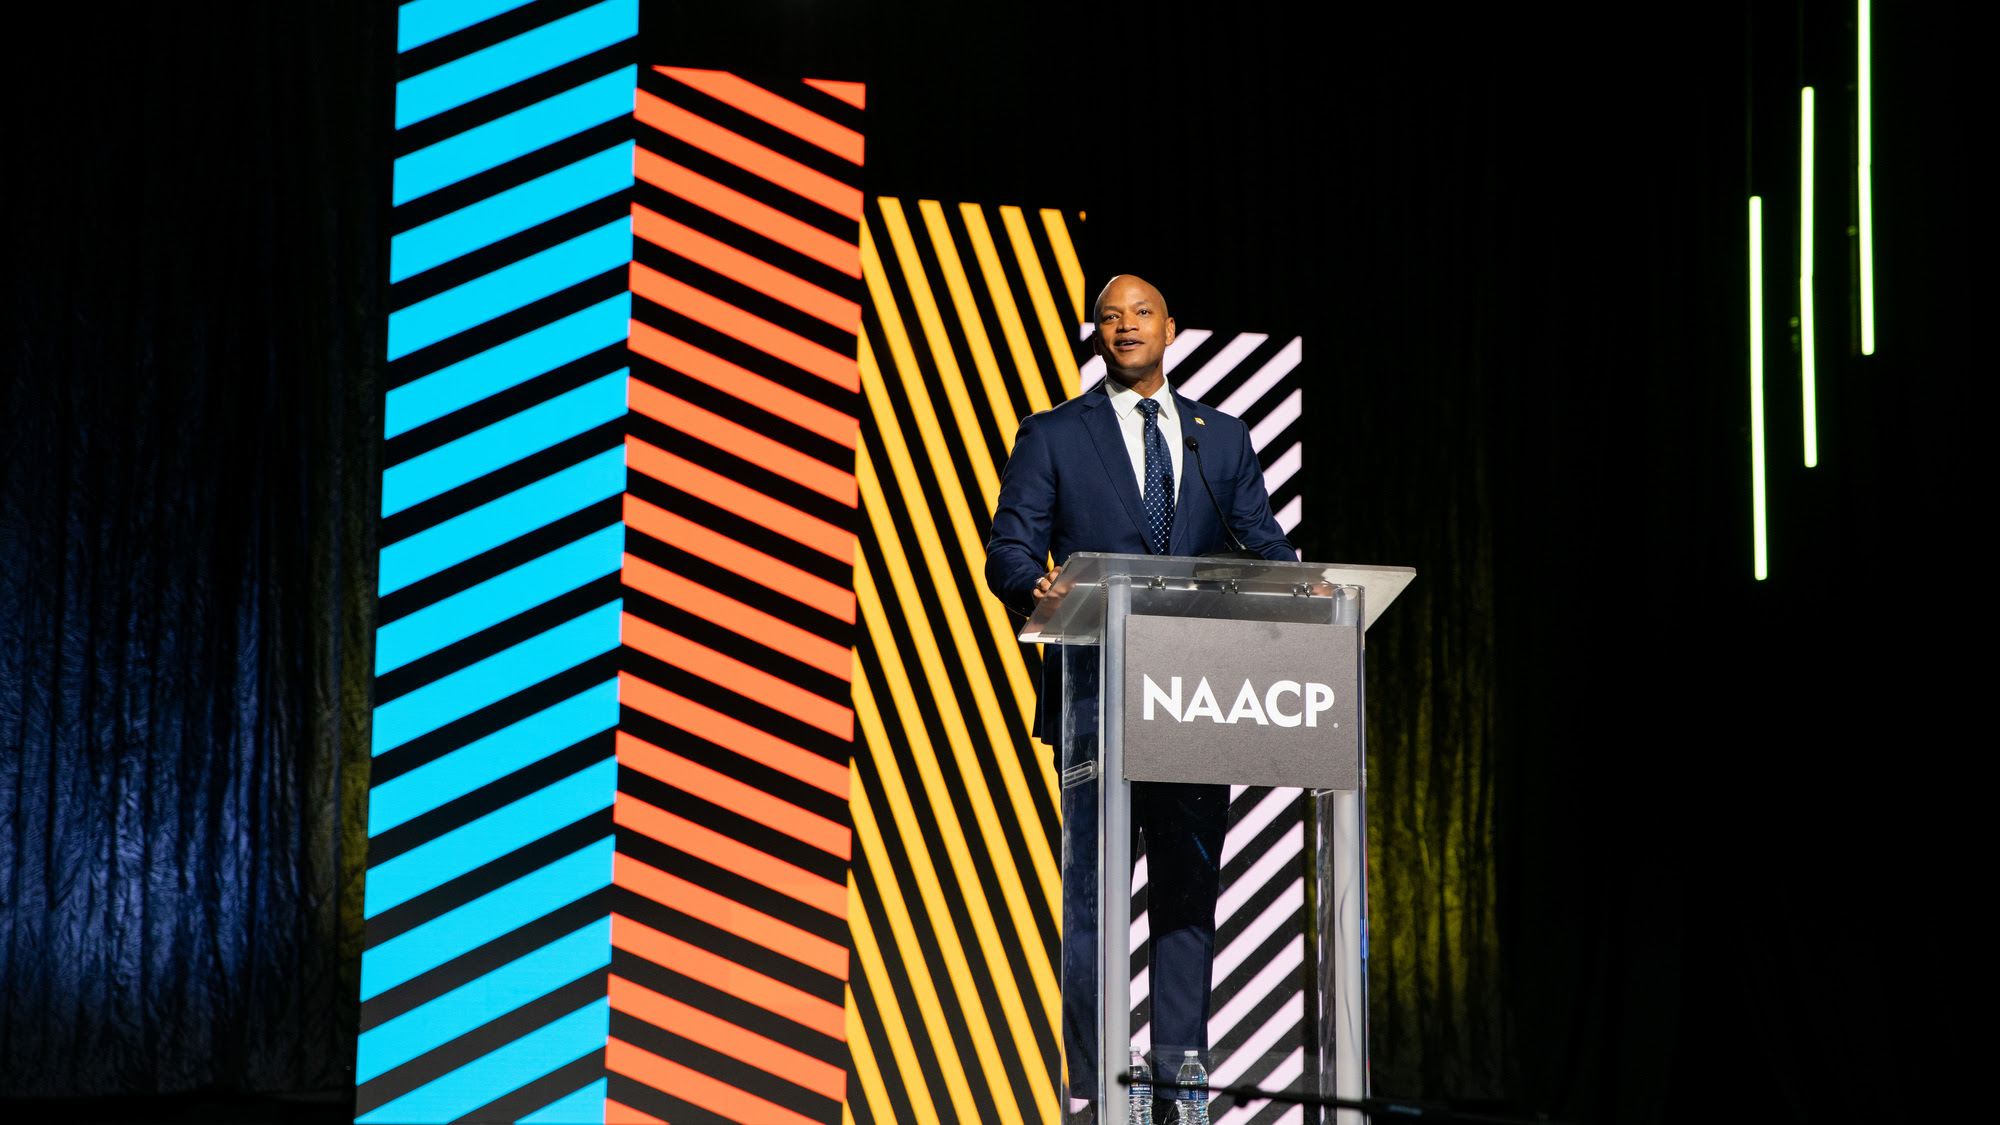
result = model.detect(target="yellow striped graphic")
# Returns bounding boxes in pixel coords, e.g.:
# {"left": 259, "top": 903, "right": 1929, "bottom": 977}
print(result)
{"left": 847, "top": 200, "right": 1086, "bottom": 1123}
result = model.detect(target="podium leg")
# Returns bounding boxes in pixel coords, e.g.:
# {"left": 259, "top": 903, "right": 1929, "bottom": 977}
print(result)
{"left": 1316, "top": 787, "right": 1367, "bottom": 1124}
{"left": 1097, "top": 576, "right": 1132, "bottom": 1124}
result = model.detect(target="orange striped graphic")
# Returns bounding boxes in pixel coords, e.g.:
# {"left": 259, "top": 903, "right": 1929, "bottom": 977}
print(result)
{"left": 635, "top": 89, "right": 862, "bottom": 219}
{"left": 802, "top": 78, "right": 865, "bottom": 110}
{"left": 631, "top": 262, "right": 858, "bottom": 389}
{"left": 655, "top": 67, "right": 865, "bottom": 166}
{"left": 617, "top": 672, "right": 848, "bottom": 798}
{"left": 614, "top": 853, "right": 849, "bottom": 978}
{"left": 622, "top": 495, "right": 854, "bottom": 621}
{"left": 622, "top": 615, "right": 852, "bottom": 738}
{"left": 633, "top": 149, "right": 861, "bottom": 277}
{"left": 617, "top": 731, "right": 851, "bottom": 856}
{"left": 628, "top": 321, "right": 858, "bottom": 448}
{"left": 612, "top": 913, "right": 847, "bottom": 1038}
{"left": 608, "top": 1037, "right": 831, "bottom": 1125}
{"left": 628, "top": 383, "right": 856, "bottom": 504}
{"left": 610, "top": 974, "right": 850, "bottom": 1100}
{"left": 634, "top": 203, "right": 860, "bottom": 330}
{"left": 614, "top": 67, "right": 860, "bottom": 1124}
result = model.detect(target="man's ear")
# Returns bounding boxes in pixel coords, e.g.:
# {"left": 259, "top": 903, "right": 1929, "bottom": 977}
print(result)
{"left": 1164, "top": 316, "right": 1176, "bottom": 346}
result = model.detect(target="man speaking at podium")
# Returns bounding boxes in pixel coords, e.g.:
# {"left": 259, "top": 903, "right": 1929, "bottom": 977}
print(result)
{"left": 986, "top": 275, "right": 1295, "bottom": 1120}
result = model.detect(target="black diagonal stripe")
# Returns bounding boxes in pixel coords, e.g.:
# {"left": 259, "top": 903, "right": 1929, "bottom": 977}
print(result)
{"left": 633, "top": 171, "right": 858, "bottom": 299}
{"left": 632, "top": 230, "right": 857, "bottom": 356}
{"left": 626, "top": 355, "right": 854, "bottom": 483}
{"left": 394, "top": 0, "right": 605, "bottom": 78}
{"left": 369, "top": 732, "right": 613, "bottom": 865}
{"left": 384, "top": 344, "right": 625, "bottom": 465}
{"left": 457, "top": 1049, "right": 606, "bottom": 1125}
{"left": 621, "top": 587, "right": 848, "bottom": 712}
{"left": 615, "top": 765, "right": 847, "bottom": 887}
{"left": 603, "top": 1074, "right": 735, "bottom": 1125}
{"left": 375, "top": 580, "right": 621, "bottom": 705}
{"left": 610, "top": 895, "right": 848, "bottom": 1049}
{"left": 624, "top": 465, "right": 856, "bottom": 592}
{"left": 609, "top": 1010, "right": 843, "bottom": 1122}
{"left": 369, "top": 650, "right": 619, "bottom": 786}
{"left": 625, "top": 409, "right": 855, "bottom": 536}
{"left": 355, "top": 970, "right": 607, "bottom": 1114}
{"left": 391, "top": 191, "right": 631, "bottom": 305}
{"left": 622, "top": 647, "right": 852, "bottom": 762}
{"left": 392, "top": 117, "right": 635, "bottom": 236}
{"left": 386, "top": 267, "right": 627, "bottom": 381}
{"left": 395, "top": 47, "right": 637, "bottom": 157}
{"left": 365, "top": 812, "right": 614, "bottom": 947}
{"left": 632, "top": 119, "right": 855, "bottom": 245}
{"left": 615, "top": 705, "right": 848, "bottom": 826}
{"left": 376, "top": 502, "right": 621, "bottom": 631}
{"left": 380, "top": 428, "right": 624, "bottom": 546}
{"left": 613, "top": 828, "right": 848, "bottom": 961}
{"left": 361, "top": 887, "right": 611, "bottom": 1030}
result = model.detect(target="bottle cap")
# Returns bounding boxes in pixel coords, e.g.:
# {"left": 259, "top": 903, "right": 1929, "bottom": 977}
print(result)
{"left": 1185, "top": 1049, "right": 1198, "bottom": 1057}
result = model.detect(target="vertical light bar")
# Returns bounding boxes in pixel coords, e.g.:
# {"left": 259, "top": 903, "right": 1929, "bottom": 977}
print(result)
{"left": 1800, "top": 86, "right": 1818, "bottom": 467}
{"left": 1750, "top": 196, "right": 1769, "bottom": 580}
{"left": 1858, "top": 0, "right": 1876, "bottom": 353}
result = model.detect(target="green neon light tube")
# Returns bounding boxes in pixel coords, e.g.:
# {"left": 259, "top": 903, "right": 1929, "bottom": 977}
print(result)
{"left": 1750, "top": 196, "right": 1769, "bottom": 581}
{"left": 1859, "top": 0, "right": 1875, "bottom": 354}
{"left": 1801, "top": 86, "right": 1818, "bottom": 467}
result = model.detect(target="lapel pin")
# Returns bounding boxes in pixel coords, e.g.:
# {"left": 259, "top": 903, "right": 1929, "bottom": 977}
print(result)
{"left": 1195, "top": 417, "right": 1206, "bottom": 425}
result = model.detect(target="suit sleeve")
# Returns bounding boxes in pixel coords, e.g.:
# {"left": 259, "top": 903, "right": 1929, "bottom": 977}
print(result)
{"left": 986, "top": 411, "right": 1058, "bottom": 616}
{"left": 1228, "top": 417, "right": 1297, "bottom": 562}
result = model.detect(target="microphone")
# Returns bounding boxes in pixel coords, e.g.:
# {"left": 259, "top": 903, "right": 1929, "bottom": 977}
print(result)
{"left": 1184, "top": 435, "right": 1260, "bottom": 559}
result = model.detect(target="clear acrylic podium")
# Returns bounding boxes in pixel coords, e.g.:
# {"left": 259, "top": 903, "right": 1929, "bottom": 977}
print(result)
{"left": 1021, "top": 552, "right": 1414, "bottom": 1124}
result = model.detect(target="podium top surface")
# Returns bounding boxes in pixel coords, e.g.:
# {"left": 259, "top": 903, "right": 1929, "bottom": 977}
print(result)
{"left": 1017, "top": 551, "right": 1417, "bottom": 643}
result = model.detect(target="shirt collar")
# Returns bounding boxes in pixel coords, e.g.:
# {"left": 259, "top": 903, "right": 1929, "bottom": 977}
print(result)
{"left": 1105, "top": 378, "right": 1177, "bottom": 421}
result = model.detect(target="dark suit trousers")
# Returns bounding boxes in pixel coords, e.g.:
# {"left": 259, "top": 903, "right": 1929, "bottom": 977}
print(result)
{"left": 1060, "top": 731, "right": 1230, "bottom": 1100}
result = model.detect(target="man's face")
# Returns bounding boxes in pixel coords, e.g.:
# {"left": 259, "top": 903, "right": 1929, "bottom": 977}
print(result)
{"left": 1093, "top": 277, "right": 1175, "bottom": 383}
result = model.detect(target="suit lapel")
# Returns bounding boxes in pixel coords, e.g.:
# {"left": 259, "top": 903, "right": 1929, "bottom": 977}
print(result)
{"left": 1081, "top": 393, "right": 1152, "bottom": 550}
{"left": 1170, "top": 393, "right": 1202, "bottom": 555}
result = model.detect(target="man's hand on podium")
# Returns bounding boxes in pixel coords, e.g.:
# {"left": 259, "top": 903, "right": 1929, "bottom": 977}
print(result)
{"left": 1032, "top": 570, "right": 1058, "bottom": 604}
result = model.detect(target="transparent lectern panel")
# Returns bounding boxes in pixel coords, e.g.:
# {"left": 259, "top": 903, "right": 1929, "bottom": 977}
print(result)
{"left": 1022, "top": 550, "right": 1414, "bottom": 642}
{"left": 1057, "top": 642, "right": 1104, "bottom": 1124}
{"left": 1056, "top": 578, "right": 1365, "bottom": 1123}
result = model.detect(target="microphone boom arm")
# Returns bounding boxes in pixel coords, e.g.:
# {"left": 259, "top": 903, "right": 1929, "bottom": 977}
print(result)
{"left": 1184, "top": 435, "right": 1259, "bottom": 558}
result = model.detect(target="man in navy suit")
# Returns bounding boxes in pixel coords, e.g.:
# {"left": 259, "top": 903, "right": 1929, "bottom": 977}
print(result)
{"left": 986, "top": 275, "right": 1295, "bottom": 1119}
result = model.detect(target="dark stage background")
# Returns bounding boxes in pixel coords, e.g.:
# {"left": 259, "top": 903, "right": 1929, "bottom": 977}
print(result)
{"left": 2, "top": 2, "right": 1977, "bottom": 1122}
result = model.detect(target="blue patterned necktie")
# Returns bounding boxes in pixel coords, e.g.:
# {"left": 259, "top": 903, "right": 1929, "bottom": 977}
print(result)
{"left": 1137, "top": 398, "right": 1174, "bottom": 553}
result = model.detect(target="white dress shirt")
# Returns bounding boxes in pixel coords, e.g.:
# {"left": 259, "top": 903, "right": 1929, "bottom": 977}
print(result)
{"left": 1104, "top": 378, "right": 1183, "bottom": 501}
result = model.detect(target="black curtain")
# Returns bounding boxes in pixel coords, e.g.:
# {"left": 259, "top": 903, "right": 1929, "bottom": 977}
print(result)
{"left": 2, "top": 2, "right": 387, "bottom": 1099}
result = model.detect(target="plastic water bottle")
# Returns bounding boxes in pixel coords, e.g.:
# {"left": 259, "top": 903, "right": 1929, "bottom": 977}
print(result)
{"left": 1128, "top": 1049, "right": 1152, "bottom": 1124}
{"left": 1176, "top": 1050, "right": 1209, "bottom": 1125}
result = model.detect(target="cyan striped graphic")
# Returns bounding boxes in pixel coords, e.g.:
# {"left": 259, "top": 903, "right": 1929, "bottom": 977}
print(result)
{"left": 361, "top": 1, "right": 639, "bottom": 1121}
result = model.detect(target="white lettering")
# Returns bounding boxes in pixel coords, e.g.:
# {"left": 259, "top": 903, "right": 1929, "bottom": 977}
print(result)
{"left": 1226, "top": 679, "right": 1270, "bottom": 725}
{"left": 1142, "top": 675, "right": 1182, "bottom": 721}
{"left": 1265, "top": 680, "right": 1302, "bottom": 727}
{"left": 1181, "top": 677, "right": 1224, "bottom": 723}
{"left": 1305, "top": 682, "right": 1335, "bottom": 726}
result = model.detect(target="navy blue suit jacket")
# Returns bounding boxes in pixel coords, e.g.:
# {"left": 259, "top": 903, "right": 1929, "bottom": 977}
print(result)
{"left": 985, "top": 387, "right": 1296, "bottom": 741}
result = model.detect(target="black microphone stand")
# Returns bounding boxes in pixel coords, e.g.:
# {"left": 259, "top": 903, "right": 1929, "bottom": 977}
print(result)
{"left": 1129, "top": 1074, "right": 1574, "bottom": 1125}
{"left": 1184, "top": 435, "right": 1263, "bottom": 560}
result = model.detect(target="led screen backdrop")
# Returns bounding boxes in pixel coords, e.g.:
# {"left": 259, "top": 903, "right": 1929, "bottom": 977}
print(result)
{"left": 365, "top": 5, "right": 1311, "bottom": 1122}
{"left": 608, "top": 63, "right": 864, "bottom": 1125}
{"left": 363, "top": 0, "right": 640, "bottom": 1121}
{"left": 365, "top": 0, "right": 865, "bottom": 1117}
{"left": 848, "top": 198, "right": 1085, "bottom": 1125}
